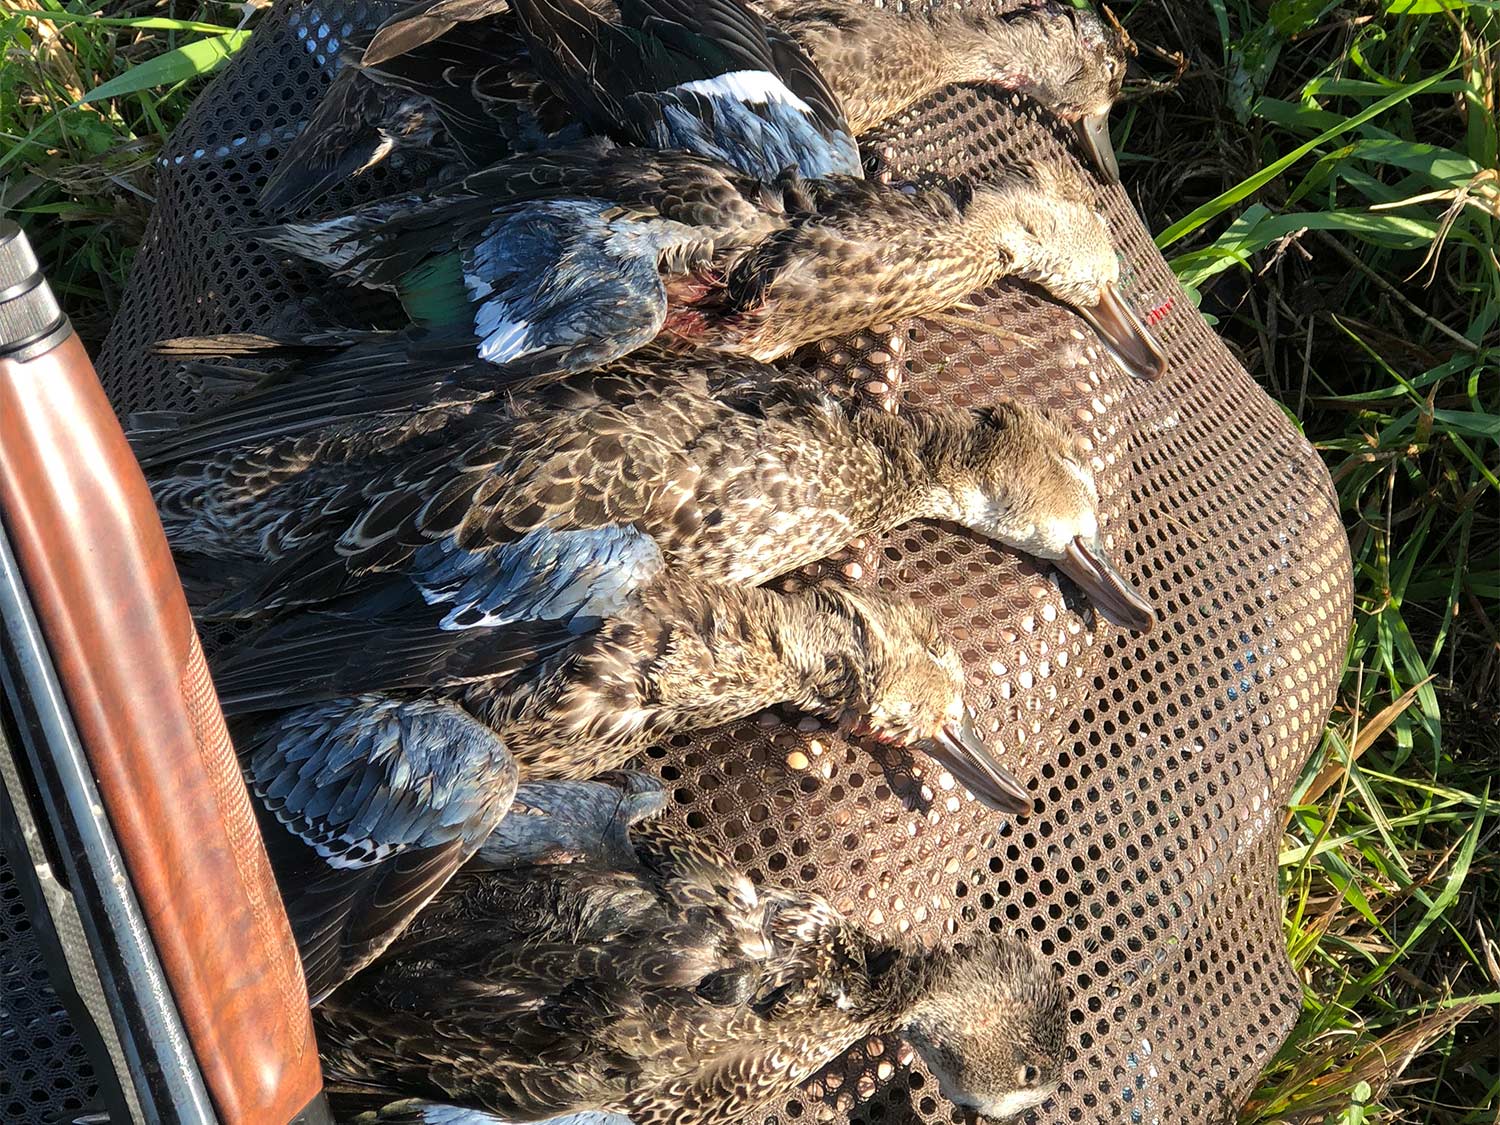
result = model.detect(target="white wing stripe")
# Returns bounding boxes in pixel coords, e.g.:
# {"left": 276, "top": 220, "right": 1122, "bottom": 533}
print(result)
{"left": 674, "top": 69, "right": 814, "bottom": 115}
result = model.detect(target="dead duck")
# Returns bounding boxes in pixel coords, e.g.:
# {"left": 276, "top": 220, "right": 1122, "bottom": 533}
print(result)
{"left": 228, "top": 561, "right": 1029, "bottom": 1000}
{"left": 316, "top": 773, "right": 1069, "bottom": 1125}
{"left": 145, "top": 355, "right": 1153, "bottom": 632}
{"left": 761, "top": 0, "right": 1129, "bottom": 179}
{"left": 262, "top": 0, "right": 859, "bottom": 213}
{"left": 248, "top": 143, "right": 1166, "bottom": 381}
{"left": 263, "top": 0, "right": 1127, "bottom": 212}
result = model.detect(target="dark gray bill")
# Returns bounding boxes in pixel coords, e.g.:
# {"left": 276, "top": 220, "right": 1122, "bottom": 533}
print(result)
{"left": 1077, "top": 282, "right": 1167, "bottom": 382}
{"left": 921, "top": 709, "right": 1031, "bottom": 815}
{"left": 1075, "top": 111, "right": 1120, "bottom": 183}
{"left": 1055, "top": 535, "right": 1155, "bottom": 633}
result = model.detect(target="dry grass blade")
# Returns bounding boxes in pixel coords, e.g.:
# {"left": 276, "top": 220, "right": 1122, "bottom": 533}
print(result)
{"left": 1293, "top": 676, "right": 1435, "bottom": 821}
{"left": 1242, "top": 1000, "right": 1487, "bottom": 1122}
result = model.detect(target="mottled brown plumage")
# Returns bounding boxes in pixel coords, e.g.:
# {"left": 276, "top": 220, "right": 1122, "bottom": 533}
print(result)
{"left": 318, "top": 774, "right": 1069, "bottom": 1125}
{"left": 150, "top": 356, "right": 1151, "bottom": 631}
{"left": 761, "top": 0, "right": 1128, "bottom": 176}
{"left": 679, "top": 164, "right": 1160, "bottom": 379}
{"left": 246, "top": 147, "right": 1166, "bottom": 383}
{"left": 230, "top": 572, "right": 1027, "bottom": 998}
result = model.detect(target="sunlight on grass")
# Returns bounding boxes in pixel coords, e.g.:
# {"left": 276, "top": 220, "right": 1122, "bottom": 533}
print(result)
{"left": 0, "top": 0, "right": 248, "bottom": 341}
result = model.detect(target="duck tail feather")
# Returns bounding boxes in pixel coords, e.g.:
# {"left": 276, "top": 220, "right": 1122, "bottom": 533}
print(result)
{"left": 126, "top": 409, "right": 190, "bottom": 440}
{"left": 362, "top": 0, "right": 514, "bottom": 66}
{"left": 132, "top": 342, "right": 488, "bottom": 472}
{"left": 176, "top": 360, "right": 270, "bottom": 396}
{"left": 126, "top": 367, "right": 267, "bottom": 443}
{"left": 249, "top": 201, "right": 418, "bottom": 277}
{"left": 211, "top": 603, "right": 580, "bottom": 715}
{"left": 151, "top": 329, "right": 378, "bottom": 358}
{"left": 209, "top": 524, "right": 665, "bottom": 709}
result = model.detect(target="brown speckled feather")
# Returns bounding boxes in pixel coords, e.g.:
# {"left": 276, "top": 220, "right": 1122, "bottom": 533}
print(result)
{"left": 154, "top": 357, "right": 1064, "bottom": 615}
{"left": 157, "top": 349, "right": 1153, "bottom": 645}
{"left": 759, "top": 0, "right": 1126, "bottom": 134}
{"left": 316, "top": 776, "right": 1070, "bottom": 1125}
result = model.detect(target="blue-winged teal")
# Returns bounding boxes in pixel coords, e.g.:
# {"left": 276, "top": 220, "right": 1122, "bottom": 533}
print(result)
{"left": 145, "top": 355, "right": 1153, "bottom": 631}
{"left": 317, "top": 773, "right": 1069, "bottom": 1125}
{"left": 229, "top": 566, "right": 1028, "bottom": 1000}
{"left": 263, "top": 0, "right": 1127, "bottom": 211}
{"left": 263, "top": 0, "right": 859, "bottom": 212}
{"left": 504, "top": 0, "right": 860, "bottom": 181}
{"left": 249, "top": 143, "right": 1165, "bottom": 381}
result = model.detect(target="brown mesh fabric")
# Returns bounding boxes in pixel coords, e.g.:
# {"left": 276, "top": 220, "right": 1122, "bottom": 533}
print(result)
{"left": 94, "top": 2, "right": 1352, "bottom": 1121}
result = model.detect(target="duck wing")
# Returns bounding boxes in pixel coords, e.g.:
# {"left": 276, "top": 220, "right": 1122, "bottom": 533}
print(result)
{"left": 210, "top": 523, "right": 666, "bottom": 711}
{"left": 169, "top": 365, "right": 711, "bottom": 613}
{"left": 383, "top": 198, "right": 677, "bottom": 371}
{"left": 134, "top": 331, "right": 497, "bottom": 470}
{"left": 261, "top": 0, "right": 550, "bottom": 214}
{"left": 511, "top": 0, "right": 859, "bottom": 180}
{"left": 630, "top": 0, "right": 849, "bottom": 138}
{"left": 246, "top": 695, "right": 517, "bottom": 1003}
{"left": 255, "top": 143, "right": 779, "bottom": 284}
{"left": 250, "top": 147, "right": 782, "bottom": 376}
{"left": 259, "top": 68, "right": 458, "bottom": 217}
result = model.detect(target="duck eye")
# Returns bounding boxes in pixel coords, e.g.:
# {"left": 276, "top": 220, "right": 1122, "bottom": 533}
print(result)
{"left": 1018, "top": 1063, "right": 1042, "bottom": 1087}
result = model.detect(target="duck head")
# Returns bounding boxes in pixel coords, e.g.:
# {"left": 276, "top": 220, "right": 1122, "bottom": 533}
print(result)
{"left": 970, "top": 166, "right": 1167, "bottom": 382}
{"left": 933, "top": 401, "right": 1155, "bottom": 634}
{"left": 936, "top": 3, "right": 1128, "bottom": 181}
{"left": 822, "top": 588, "right": 1030, "bottom": 814}
{"left": 901, "top": 934, "right": 1068, "bottom": 1122}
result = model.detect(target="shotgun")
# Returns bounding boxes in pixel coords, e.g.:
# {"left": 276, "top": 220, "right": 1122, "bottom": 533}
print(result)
{"left": 0, "top": 218, "right": 329, "bottom": 1125}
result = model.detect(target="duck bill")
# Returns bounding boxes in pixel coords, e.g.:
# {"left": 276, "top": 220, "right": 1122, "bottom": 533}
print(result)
{"left": 1055, "top": 535, "right": 1156, "bottom": 633}
{"left": 1078, "top": 283, "right": 1167, "bottom": 382}
{"left": 1075, "top": 110, "right": 1120, "bottom": 183}
{"left": 919, "top": 710, "right": 1031, "bottom": 815}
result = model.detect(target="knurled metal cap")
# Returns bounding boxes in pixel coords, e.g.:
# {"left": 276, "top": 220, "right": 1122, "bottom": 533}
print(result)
{"left": 0, "top": 220, "right": 70, "bottom": 360}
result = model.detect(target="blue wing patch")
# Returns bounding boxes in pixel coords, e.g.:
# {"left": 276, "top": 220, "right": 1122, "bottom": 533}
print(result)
{"left": 249, "top": 696, "right": 518, "bottom": 870}
{"left": 409, "top": 523, "right": 667, "bottom": 633}
{"left": 654, "top": 71, "right": 861, "bottom": 181}
{"left": 462, "top": 201, "right": 689, "bottom": 370}
{"left": 247, "top": 695, "right": 519, "bottom": 1001}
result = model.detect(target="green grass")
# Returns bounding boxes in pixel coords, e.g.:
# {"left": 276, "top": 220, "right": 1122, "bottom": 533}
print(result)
{"left": 2, "top": 1, "right": 1497, "bottom": 1121}
{"left": 1123, "top": 2, "right": 1499, "bottom": 1120}
{"left": 0, "top": 0, "right": 247, "bottom": 342}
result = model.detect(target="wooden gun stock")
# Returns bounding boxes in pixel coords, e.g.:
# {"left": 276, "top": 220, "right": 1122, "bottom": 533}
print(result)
{"left": 0, "top": 223, "right": 324, "bottom": 1123}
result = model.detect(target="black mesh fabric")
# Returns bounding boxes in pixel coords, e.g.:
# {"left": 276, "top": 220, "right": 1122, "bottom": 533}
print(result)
{"left": 94, "top": 2, "right": 1353, "bottom": 1121}
{"left": 0, "top": 833, "right": 101, "bottom": 1123}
